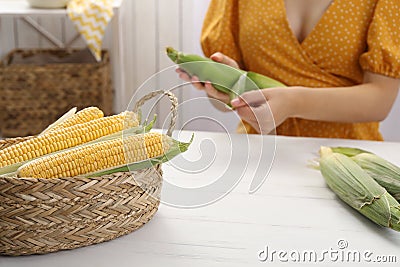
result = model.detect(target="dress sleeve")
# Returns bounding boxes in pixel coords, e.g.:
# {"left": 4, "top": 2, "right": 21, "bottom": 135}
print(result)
{"left": 200, "top": 0, "right": 243, "bottom": 66}
{"left": 359, "top": 0, "right": 400, "bottom": 78}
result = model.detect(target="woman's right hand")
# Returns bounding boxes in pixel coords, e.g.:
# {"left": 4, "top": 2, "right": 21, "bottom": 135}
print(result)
{"left": 175, "top": 52, "right": 240, "bottom": 106}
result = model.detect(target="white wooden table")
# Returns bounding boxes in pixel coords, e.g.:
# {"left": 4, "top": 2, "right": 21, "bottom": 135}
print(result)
{"left": 0, "top": 0, "right": 127, "bottom": 112}
{"left": 1, "top": 131, "right": 400, "bottom": 266}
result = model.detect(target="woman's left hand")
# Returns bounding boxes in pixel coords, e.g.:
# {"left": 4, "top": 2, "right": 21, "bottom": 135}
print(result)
{"left": 230, "top": 87, "right": 297, "bottom": 134}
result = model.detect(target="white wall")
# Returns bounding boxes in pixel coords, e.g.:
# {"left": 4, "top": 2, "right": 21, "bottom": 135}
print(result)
{"left": 0, "top": 0, "right": 398, "bottom": 141}
{"left": 380, "top": 93, "right": 400, "bottom": 142}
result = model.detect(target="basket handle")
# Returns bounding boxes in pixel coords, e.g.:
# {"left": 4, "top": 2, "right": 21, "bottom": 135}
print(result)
{"left": 133, "top": 90, "right": 178, "bottom": 137}
{"left": 0, "top": 49, "right": 20, "bottom": 66}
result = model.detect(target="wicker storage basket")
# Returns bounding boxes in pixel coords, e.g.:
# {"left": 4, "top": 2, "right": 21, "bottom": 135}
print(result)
{"left": 0, "top": 49, "right": 113, "bottom": 138}
{"left": 0, "top": 90, "right": 178, "bottom": 256}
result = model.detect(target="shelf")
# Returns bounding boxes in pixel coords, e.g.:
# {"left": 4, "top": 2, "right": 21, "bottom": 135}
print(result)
{"left": 0, "top": 0, "right": 123, "bottom": 16}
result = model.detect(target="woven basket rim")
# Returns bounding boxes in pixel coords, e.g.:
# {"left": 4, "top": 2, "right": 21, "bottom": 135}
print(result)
{"left": 0, "top": 48, "right": 110, "bottom": 67}
{"left": 1, "top": 167, "right": 163, "bottom": 208}
{"left": 0, "top": 167, "right": 161, "bottom": 182}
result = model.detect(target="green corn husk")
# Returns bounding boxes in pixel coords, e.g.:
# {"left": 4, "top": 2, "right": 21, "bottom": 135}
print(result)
{"left": 166, "top": 47, "right": 285, "bottom": 101}
{"left": 332, "top": 147, "right": 400, "bottom": 201}
{"left": 319, "top": 147, "right": 400, "bottom": 231}
{"left": 331, "top": 147, "right": 370, "bottom": 157}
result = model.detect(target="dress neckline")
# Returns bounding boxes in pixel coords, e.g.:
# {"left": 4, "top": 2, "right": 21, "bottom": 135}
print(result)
{"left": 281, "top": 0, "right": 336, "bottom": 47}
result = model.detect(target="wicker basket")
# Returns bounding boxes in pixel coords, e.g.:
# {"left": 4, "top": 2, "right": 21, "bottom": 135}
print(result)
{"left": 0, "top": 49, "right": 113, "bottom": 138}
{"left": 0, "top": 90, "right": 178, "bottom": 256}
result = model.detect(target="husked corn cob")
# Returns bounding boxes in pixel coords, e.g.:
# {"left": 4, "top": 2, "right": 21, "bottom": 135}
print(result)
{"left": 319, "top": 147, "right": 400, "bottom": 231}
{"left": 18, "top": 132, "right": 171, "bottom": 178}
{"left": 0, "top": 111, "right": 139, "bottom": 168}
{"left": 332, "top": 147, "right": 400, "bottom": 201}
{"left": 49, "top": 107, "right": 104, "bottom": 132}
{"left": 166, "top": 47, "right": 285, "bottom": 101}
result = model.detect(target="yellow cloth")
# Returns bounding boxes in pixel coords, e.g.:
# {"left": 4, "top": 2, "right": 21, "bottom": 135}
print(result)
{"left": 67, "top": 0, "right": 114, "bottom": 61}
{"left": 201, "top": 0, "right": 400, "bottom": 140}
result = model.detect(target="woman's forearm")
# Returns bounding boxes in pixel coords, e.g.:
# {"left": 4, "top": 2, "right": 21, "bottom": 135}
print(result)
{"left": 291, "top": 82, "right": 399, "bottom": 123}
{"left": 231, "top": 72, "right": 399, "bottom": 127}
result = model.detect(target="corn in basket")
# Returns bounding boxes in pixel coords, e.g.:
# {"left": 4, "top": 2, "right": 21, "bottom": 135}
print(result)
{"left": 0, "top": 90, "right": 178, "bottom": 256}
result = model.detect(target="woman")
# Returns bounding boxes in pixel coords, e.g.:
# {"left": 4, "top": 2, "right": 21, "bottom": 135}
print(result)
{"left": 177, "top": 0, "right": 400, "bottom": 140}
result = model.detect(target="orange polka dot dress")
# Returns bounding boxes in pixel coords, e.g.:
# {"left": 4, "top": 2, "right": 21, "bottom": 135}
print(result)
{"left": 201, "top": 0, "right": 400, "bottom": 140}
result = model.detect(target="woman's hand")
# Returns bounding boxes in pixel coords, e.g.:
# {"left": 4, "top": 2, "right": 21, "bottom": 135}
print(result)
{"left": 231, "top": 71, "right": 400, "bottom": 134}
{"left": 231, "top": 88, "right": 297, "bottom": 134}
{"left": 176, "top": 52, "right": 239, "bottom": 107}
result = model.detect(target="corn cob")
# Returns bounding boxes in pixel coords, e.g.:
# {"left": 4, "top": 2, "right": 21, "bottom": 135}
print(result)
{"left": 166, "top": 47, "right": 285, "bottom": 101}
{"left": 17, "top": 132, "right": 171, "bottom": 179}
{"left": 332, "top": 147, "right": 400, "bottom": 201}
{"left": 0, "top": 111, "right": 139, "bottom": 170}
{"left": 47, "top": 107, "right": 104, "bottom": 133}
{"left": 319, "top": 147, "right": 400, "bottom": 231}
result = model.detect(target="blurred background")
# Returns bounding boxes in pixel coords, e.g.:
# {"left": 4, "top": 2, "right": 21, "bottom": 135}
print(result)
{"left": 0, "top": 0, "right": 398, "bottom": 141}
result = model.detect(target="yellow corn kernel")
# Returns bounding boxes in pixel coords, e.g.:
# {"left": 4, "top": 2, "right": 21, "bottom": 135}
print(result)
{"left": 50, "top": 107, "right": 104, "bottom": 132}
{"left": 18, "top": 132, "right": 171, "bottom": 179}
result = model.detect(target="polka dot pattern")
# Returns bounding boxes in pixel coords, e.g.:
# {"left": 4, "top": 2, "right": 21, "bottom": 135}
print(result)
{"left": 201, "top": 0, "right": 400, "bottom": 140}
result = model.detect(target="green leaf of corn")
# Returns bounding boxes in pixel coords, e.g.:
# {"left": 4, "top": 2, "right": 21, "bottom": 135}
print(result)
{"left": 166, "top": 47, "right": 285, "bottom": 103}
{"left": 332, "top": 146, "right": 400, "bottom": 201}
{"left": 319, "top": 147, "right": 400, "bottom": 231}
